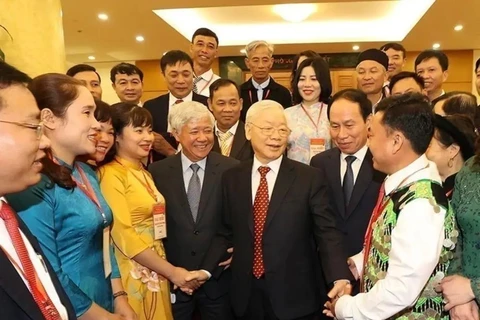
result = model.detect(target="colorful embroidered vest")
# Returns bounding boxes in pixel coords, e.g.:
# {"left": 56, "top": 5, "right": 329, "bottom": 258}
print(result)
{"left": 363, "top": 179, "right": 457, "bottom": 320}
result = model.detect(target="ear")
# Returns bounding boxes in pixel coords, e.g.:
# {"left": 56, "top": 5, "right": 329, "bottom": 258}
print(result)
{"left": 245, "top": 122, "right": 252, "bottom": 141}
{"left": 402, "top": 58, "right": 406, "bottom": 67}
{"left": 391, "top": 131, "right": 405, "bottom": 155}
{"left": 244, "top": 57, "right": 250, "bottom": 70}
{"left": 442, "top": 70, "right": 449, "bottom": 83}
{"left": 448, "top": 143, "right": 460, "bottom": 159}
{"left": 268, "top": 57, "right": 274, "bottom": 68}
{"left": 189, "top": 43, "right": 194, "bottom": 55}
{"left": 41, "top": 108, "right": 57, "bottom": 130}
{"left": 239, "top": 98, "right": 244, "bottom": 111}
{"left": 214, "top": 48, "right": 218, "bottom": 59}
{"left": 172, "top": 129, "right": 181, "bottom": 143}
{"left": 207, "top": 98, "right": 213, "bottom": 112}
{"left": 111, "top": 82, "right": 116, "bottom": 91}
{"left": 365, "top": 114, "right": 373, "bottom": 127}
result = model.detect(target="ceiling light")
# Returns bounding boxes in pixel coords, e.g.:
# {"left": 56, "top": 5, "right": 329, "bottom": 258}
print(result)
{"left": 432, "top": 43, "right": 440, "bottom": 49}
{"left": 88, "top": 55, "right": 96, "bottom": 60}
{"left": 352, "top": 45, "right": 360, "bottom": 51}
{"left": 240, "top": 49, "right": 246, "bottom": 54}
{"left": 454, "top": 24, "right": 463, "bottom": 31}
{"left": 136, "top": 35, "right": 145, "bottom": 42}
{"left": 272, "top": 4, "right": 317, "bottom": 23}
{"left": 97, "top": 13, "right": 109, "bottom": 21}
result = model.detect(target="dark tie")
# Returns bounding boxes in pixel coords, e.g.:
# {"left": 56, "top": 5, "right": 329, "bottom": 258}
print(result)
{"left": 174, "top": 99, "right": 184, "bottom": 105}
{"left": 0, "top": 201, "right": 61, "bottom": 320}
{"left": 343, "top": 156, "right": 356, "bottom": 206}
{"left": 253, "top": 166, "right": 270, "bottom": 279}
{"left": 187, "top": 164, "right": 201, "bottom": 222}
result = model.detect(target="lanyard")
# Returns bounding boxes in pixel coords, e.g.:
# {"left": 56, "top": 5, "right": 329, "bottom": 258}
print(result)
{"left": 446, "top": 188, "right": 453, "bottom": 198}
{"left": 360, "top": 164, "right": 428, "bottom": 291}
{"left": 115, "top": 159, "right": 158, "bottom": 201}
{"left": 249, "top": 89, "right": 271, "bottom": 105}
{"left": 73, "top": 164, "right": 108, "bottom": 226}
{"left": 301, "top": 103, "right": 324, "bottom": 134}
{"left": 195, "top": 73, "right": 214, "bottom": 95}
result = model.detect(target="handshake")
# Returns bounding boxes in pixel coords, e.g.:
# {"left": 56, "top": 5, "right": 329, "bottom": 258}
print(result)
{"left": 169, "top": 268, "right": 210, "bottom": 295}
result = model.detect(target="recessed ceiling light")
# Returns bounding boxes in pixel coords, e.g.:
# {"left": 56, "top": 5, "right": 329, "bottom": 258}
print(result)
{"left": 352, "top": 45, "right": 360, "bottom": 51}
{"left": 88, "top": 55, "right": 96, "bottom": 60}
{"left": 454, "top": 24, "right": 463, "bottom": 31}
{"left": 136, "top": 35, "right": 145, "bottom": 42}
{"left": 240, "top": 49, "right": 246, "bottom": 54}
{"left": 432, "top": 43, "right": 440, "bottom": 49}
{"left": 98, "top": 13, "right": 109, "bottom": 21}
{"left": 272, "top": 4, "right": 317, "bottom": 23}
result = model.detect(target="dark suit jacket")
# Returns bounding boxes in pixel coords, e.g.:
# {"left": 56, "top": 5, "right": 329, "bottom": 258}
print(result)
{"left": 148, "top": 152, "right": 239, "bottom": 301}
{"left": 240, "top": 77, "right": 292, "bottom": 122}
{"left": 310, "top": 148, "right": 385, "bottom": 257}
{"left": 0, "top": 212, "right": 76, "bottom": 320}
{"left": 212, "top": 121, "right": 254, "bottom": 162}
{"left": 144, "top": 93, "right": 208, "bottom": 162}
{"left": 209, "top": 157, "right": 353, "bottom": 320}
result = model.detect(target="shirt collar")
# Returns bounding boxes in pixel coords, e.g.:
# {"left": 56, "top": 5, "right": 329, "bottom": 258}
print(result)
{"left": 195, "top": 69, "right": 214, "bottom": 80}
{"left": 169, "top": 91, "right": 193, "bottom": 106}
{"left": 341, "top": 144, "right": 368, "bottom": 163}
{"left": 215, "top": 120, "right": 239, "bottom": 136}
{"left": 181, "top": 151, "right": 207, "bottom": 173}
{"left": 252, "top": 154, "right": 283, "bottom": 175}
{"left": 384, "top": 154, "right": 430, "bottom": 195}
{"left": 252, "top": 77, "right": 270, "bottom": 90}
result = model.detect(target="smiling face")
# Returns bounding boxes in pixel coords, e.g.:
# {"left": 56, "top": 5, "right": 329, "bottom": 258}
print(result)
{"left": 246, "top": 107, "right": 289, "bottom": 164}
{"left": 190, "top": 35, "right": 218, "bottom": 70}
{"left": 415, "top": 58, "right": 447, "bottom": 97}
{"left": 356, "top": 60, "right": 387, "bottom": 95}
{"left": 164, "top": 61, "right": 194, "bottom": 99}
{"left": 383, "top": 48, "right": 405, "bottom": 79}
{"left": 174, "top": 116, "right": 214, "bottom": 162}
{"left": 116, "top": 124, "right": 153, "bottom": 161}
{"left": 297, "top": 65, "right": 321, "bottom": 104}
{"left": 93, "top": 120, "right": 114, "bottom": 162}
{"left": 0, "top": 85, "right": 51, "bottom": 193}
{"left": 112, "top": 73, "right": 143, "bottom": 104}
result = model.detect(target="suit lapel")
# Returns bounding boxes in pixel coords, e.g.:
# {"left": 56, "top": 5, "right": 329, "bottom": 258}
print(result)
{"left": 169, "top": 154, "right": 195, "bottom": 225}
{"left": 212, "top": 136, "right": 221, "bottom": 154}
{"left": 264, "top": 158, "right": 296, "bottom": 230}
{"left": 326, "top": 149, "right": 346, "bottom": 218}
{"left": 230, "top": 122, "right": 246, "bottom": 158}
{"left": 239, "top": 162, "right": 254, "bottom": 236}
{"left": 346, "top": 151, "right": 374, "bottom": 217}
{"left": 196, "top": 154, "right": 219, "bottom": 224}
{"left": 159, "top": 95, "right": 170, "bottom": 132}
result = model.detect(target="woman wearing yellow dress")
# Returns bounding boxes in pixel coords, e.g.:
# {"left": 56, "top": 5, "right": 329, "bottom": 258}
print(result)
{"left": 98, "top": 103, "right": 207, "bottom": 320}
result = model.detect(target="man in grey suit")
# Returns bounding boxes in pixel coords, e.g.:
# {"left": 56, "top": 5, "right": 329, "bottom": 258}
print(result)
{"left": 149, "top": 101, "right": 238, "bottom": 320}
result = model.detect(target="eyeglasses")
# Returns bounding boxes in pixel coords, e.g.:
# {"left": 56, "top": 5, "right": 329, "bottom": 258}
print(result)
{"left": 0, "top": 120, "right": 43, "bottom": 140}
{"left": 248, "top": 123, "right": 291, "bottom": 137}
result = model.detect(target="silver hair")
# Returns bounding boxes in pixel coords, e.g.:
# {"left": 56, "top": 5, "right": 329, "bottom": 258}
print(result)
{"left": 168, "top": 101, "right": 215, "bottom": 132}
{"left": 245, "top": 100, "right": 284, "bottom": 124}
{"left": 244, "top": 40, "right": 274, "bottom": 58}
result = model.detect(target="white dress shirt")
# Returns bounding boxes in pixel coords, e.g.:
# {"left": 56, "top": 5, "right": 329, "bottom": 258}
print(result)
{"left": 194, "top": 69, "right": 221, "bottom": 97}
{"left": 0, "top": 201, "right": 68, "bottom": 320}
{"left": 340, "top": 144, "right": 369, "bottom": 186}
{"left": 251, "top": 155, "right": 283, "bottom": 203}
{"left": 215, "top": 121, "right": 239, "bottom": 152}
{"left": 252, "top": 77, "right": 270, "bottom": 102}
{"left": 336, "top": 155, "right": 446, "bottom": 320}
{"left": 167, "top": 92, "right": 193, "bottom": 133}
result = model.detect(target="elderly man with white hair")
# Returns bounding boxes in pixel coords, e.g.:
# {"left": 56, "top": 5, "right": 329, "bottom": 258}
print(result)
{"left": 239, "top": 40, "right": 292, "bottom": 122}
{"left": 204, "top": 99, "right": 353, "bottom": 320}
{"left": 149, "top": 101, "right": 239, "bottom": 320}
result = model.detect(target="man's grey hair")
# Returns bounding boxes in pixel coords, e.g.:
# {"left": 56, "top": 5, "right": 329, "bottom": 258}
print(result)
{"left": 244, "top": 40, "right": 274, "bottom": 58}
{"left": 168, "top": 101, "right": 215, "bottom": 132}
{"left": 245, "top": 100, "right": 284, "bottom": 124}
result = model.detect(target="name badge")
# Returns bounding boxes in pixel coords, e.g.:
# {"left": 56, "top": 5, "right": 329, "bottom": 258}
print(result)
{"left": 103, "top": 227, "right": 112, "bottom": 278}
{"left": 309, "top": 138, "right": 326, "bottom": 158}
{"left": 153, "top": 203, "right": 167, "bottom": 240}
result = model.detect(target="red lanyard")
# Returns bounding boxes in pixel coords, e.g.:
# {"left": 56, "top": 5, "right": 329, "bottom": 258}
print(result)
{"left": 73, "top": 164, "right": 107, "bottom": 226}
{"left": 300, "top": 103, "right": 324, "bottom": 134}
{"left": 249, "top": 89, "right": 271, "bottom": 105}
{"left": 446, "top": 188, "right": 453, "bottom": 198}
{"left": 114, "top": 159, "right": 158, "bottom": 201}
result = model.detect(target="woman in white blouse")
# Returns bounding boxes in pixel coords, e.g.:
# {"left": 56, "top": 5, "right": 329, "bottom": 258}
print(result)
{"left": 285, "top": 57, "right": 332, "bottom": 164}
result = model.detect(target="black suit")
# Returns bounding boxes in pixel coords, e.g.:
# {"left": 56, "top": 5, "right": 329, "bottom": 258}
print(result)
{"left": 240, "top": 78, "right": 292, "bottom": 122}
{"left": 149, "top": 152, "right": 239, "bottom": 320}
{"left": 212, "top": 121, "right": 254, "bottom": 162}
{"left": 0, "top": 212, "right": 76, "bottom": 320}
{"left": 144, "top": 93, "right": 208, "bottom": 162}
{"left": 210, "top": 157, "right": 353, "bottom": 320}
{"left": 310, "top": 148, "right": 385, "bottom": 260}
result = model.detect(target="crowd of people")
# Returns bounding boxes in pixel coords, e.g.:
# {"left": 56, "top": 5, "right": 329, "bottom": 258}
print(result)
{"left": 1, "top": 26, "right": 480, "bottom": 320}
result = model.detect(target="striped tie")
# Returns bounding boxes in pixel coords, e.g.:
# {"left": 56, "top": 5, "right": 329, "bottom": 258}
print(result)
{"left": 218, "top": 131, "right": 233, "bottom": 156}
{"left": 193, "top": 77, "right": 202, "bottom": 94}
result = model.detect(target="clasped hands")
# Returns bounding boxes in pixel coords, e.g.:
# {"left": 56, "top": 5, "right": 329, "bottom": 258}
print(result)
{"left": 435, "top": 275, "right": 479, "bottom": 320}
{"left": 323, "top": 258, "right": 358, "bottom": 318}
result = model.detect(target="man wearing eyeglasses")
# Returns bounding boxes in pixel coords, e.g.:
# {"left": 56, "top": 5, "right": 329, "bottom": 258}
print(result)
{"left": 205, "top": 99, "right": 353, "bottom": 320}
{"left": 0, "top": 61, "right": 76, "bottom": 319}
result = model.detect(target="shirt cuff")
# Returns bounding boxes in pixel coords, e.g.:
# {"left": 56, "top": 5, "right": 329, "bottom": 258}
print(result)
{"left": 200, "top": 269, "right": 212, "bottom": 280}
{"left": 334, "top": 279, "right": 350, "bottom": 284}
{"left": 335, "top": 294, "right": 353, "bottom": 320}
{"left": 350, "top": 252, "right": 364, "bottom": 279}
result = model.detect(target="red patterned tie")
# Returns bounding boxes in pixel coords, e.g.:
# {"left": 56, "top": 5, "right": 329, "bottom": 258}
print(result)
{"left": 253, "top": 166, "right": 271, "bottom": 279}
{"left": 0, "top": 201, "right": 61, "bottom": 320}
